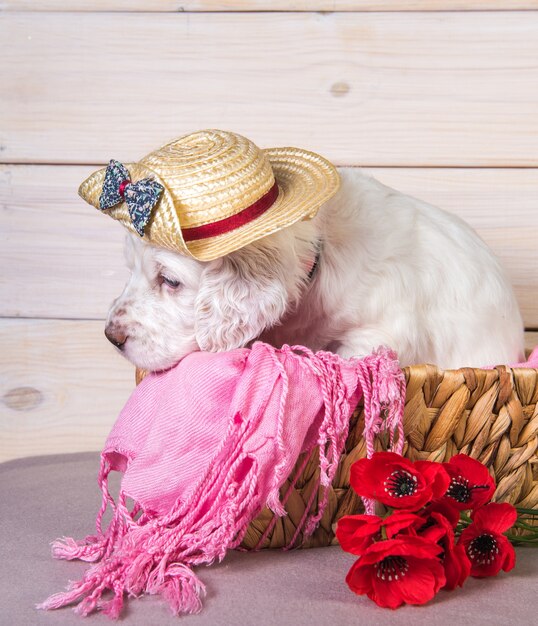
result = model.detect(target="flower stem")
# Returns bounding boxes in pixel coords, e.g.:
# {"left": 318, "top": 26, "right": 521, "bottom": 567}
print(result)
{"left": 508, "top": 506, "right": 538, "bottom": 545}
{"left": 505, "top": 534, "right": 538, "bottom": 545}
{"left": 455, "top": 507, "right": 538, "bottom": 546}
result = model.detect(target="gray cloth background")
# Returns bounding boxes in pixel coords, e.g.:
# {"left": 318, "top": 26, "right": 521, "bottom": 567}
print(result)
{"left": 1, "top": 453, "right": 536, "bottom": 625}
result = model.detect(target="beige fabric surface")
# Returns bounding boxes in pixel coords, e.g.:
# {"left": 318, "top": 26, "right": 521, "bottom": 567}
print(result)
{"left": 0, "top": 453, "right": 536, "bottom": 625}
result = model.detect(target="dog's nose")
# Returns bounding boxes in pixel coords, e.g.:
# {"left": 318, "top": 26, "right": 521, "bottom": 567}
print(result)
{"left": 104, "top": 325, "right": 128, "bottom": 350}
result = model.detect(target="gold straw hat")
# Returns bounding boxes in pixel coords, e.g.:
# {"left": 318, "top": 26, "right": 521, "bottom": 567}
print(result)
{"left": 78, "top": 129, "right": 340, "bottom": 261}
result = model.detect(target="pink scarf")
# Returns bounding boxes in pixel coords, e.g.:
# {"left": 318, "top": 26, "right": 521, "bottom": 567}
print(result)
{"left": 39, "top": 343, "right": 405, "bottom": 618}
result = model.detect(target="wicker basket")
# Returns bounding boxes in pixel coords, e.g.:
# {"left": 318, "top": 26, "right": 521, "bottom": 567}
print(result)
{"left": 136, "top": 362, "right": 538, "bottom": 549}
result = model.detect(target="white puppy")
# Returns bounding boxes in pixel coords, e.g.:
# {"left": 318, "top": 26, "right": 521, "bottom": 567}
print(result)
{"left": 105, "top": 169, "right": 524, "bottom": 371}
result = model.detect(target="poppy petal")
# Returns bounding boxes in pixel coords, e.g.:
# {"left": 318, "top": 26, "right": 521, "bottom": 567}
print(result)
{"left": 345, "top": 559, "right": 372, "bottom": 595}
{"left": 443, "top": 543, "right": 471, "bottom": 590}
{"left": 384, "top": 512, "right": 424, "bottom": 538}
{"left": 472, "top": 502, "right": 517, "bottom": 534}
{"left": 497, "top": 536, "right": 516, "bottom": 573}
{"left": 369, "top": 578, "right": 406, "bottom": 610}
{"left": 396, "top": 557, "right": 446, "bottom": 604}
{"left": 415, "top": 461, "right": 451, "bottom": 499}
{"left": 336, "top": 515, "right": 382, "bottom": 555}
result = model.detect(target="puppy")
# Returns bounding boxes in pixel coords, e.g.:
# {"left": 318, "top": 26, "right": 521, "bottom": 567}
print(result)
{"left": 105, "top": 168, "right": 525, "bottom": 371}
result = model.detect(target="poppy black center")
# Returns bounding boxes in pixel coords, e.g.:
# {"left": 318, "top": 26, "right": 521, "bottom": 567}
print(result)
{"left": 447, "top": 477, "right": 491, "bottom": 504}
{"left": 375, "top": 556, "right": 409, "bottom": 581}
{"left": 384, "top": 469, "right": 418, "bottom": 498}
{"left": 446, "top": 478, "right": 471, "bottom": 503}
{"left": 468, "top": 533, "right": 498, "bottom": 565}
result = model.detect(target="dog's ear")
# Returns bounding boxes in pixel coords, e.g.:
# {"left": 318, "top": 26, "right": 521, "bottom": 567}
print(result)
{"left": 194, "top": 244, "right": 290, "bottom": 352}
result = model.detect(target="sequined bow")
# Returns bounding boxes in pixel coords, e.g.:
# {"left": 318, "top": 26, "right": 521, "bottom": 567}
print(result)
{"left": 99, "top": 160, "right": 164, "bottom": 236}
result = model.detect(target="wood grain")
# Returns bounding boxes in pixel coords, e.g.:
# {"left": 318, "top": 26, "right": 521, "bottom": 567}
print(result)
{"left": 1, "top": 4, "right": 537, "bottom": 465}
{"left": 1, "top": 319, "right": 535, "bottom": 463}
{"left": 0, "top": 319, "right": 133, "bottom": 462}
{"left": 3, "top": 1, "right": 538, "bottom": 11}
{"left": 526, "top": 332, "right": 538, "bottom": 348}
{"left": 2, "top": 164, "right": 536, "bottom": 325}
{"left": 0, "top": 165, "right": 128, "bottom": 321}
{"left": 1, "top": 12, "right": 538, "bottom": 166}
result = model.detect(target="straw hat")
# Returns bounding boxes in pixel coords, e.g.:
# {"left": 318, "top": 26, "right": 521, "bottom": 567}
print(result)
{"left": 78, "top": 129, "right": 340, "bottom": 261}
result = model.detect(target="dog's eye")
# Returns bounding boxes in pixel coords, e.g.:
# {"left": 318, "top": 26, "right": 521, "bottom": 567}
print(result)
{"left": 160, "top": 274, "right": 181, "bottom": 289}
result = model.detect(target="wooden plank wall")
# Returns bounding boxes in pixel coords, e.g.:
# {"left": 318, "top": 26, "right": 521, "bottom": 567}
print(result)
{"left": 1, "top": 2, "right": 537, "bottom": 462}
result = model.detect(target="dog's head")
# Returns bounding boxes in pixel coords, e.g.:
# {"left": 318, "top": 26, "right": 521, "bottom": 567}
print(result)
{"left": 105, "top": 232, "right": 308, "bottom": 371}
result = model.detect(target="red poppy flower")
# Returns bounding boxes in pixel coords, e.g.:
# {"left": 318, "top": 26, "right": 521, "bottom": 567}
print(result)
{"left": 441, "top": 454, "right": 495, "bottom": 511}
{"left": 418, "top": 511, "right": 471, "bottom": 590}
{"left": 350, "top": 452, "right": 450, "bottom": 512}
{"left": 336, "top": 511, "right": 423, "bottom": 556}
{"left": 443, "top": 540, "right": 471, "bottom": 590}
{"left": 345, "top": 536, "right": 446, "bottom": 609}
{"left": 408, "top": 503, "right": 470, "bottom": 590}
{"left": 459, "top": 502, "right": 517, "bottom": 578}
{"left": 421, "top": 499, "right": 461, "bottom": 529}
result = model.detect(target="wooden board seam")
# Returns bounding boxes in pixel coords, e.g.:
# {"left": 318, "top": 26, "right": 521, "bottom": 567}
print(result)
{"left": 3, "top": 162, "right": 538, "bottom": 169}
{"left": 0, "top": 316, "right": 536, "bottom": 333}
{"left": 3, "top": 12, "right": 538, "bottom": 166}
{"left": 0, "top": 4, "right": 538, "bottom": 15}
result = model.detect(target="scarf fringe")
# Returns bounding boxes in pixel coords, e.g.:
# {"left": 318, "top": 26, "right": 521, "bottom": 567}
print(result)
{"left": 38, "top": 410, "right": 260, "bottom": 618}
{"left": 356, "top": 346, "right": 406, "bottom": 514}
{"left": 38, "top": 345, "right": 405, "bottom": 618}
{"left": 282, "top": 346, "right": 354, "bottom": 542}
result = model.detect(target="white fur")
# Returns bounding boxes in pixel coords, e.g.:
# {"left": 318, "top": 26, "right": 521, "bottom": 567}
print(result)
{"left": 105, "top": 169, "right": 525, "bottom": 371}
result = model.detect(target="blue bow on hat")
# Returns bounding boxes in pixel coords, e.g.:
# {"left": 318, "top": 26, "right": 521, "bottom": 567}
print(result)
{"left": 99, "top": 160, "right": 164, "bottom": 236}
